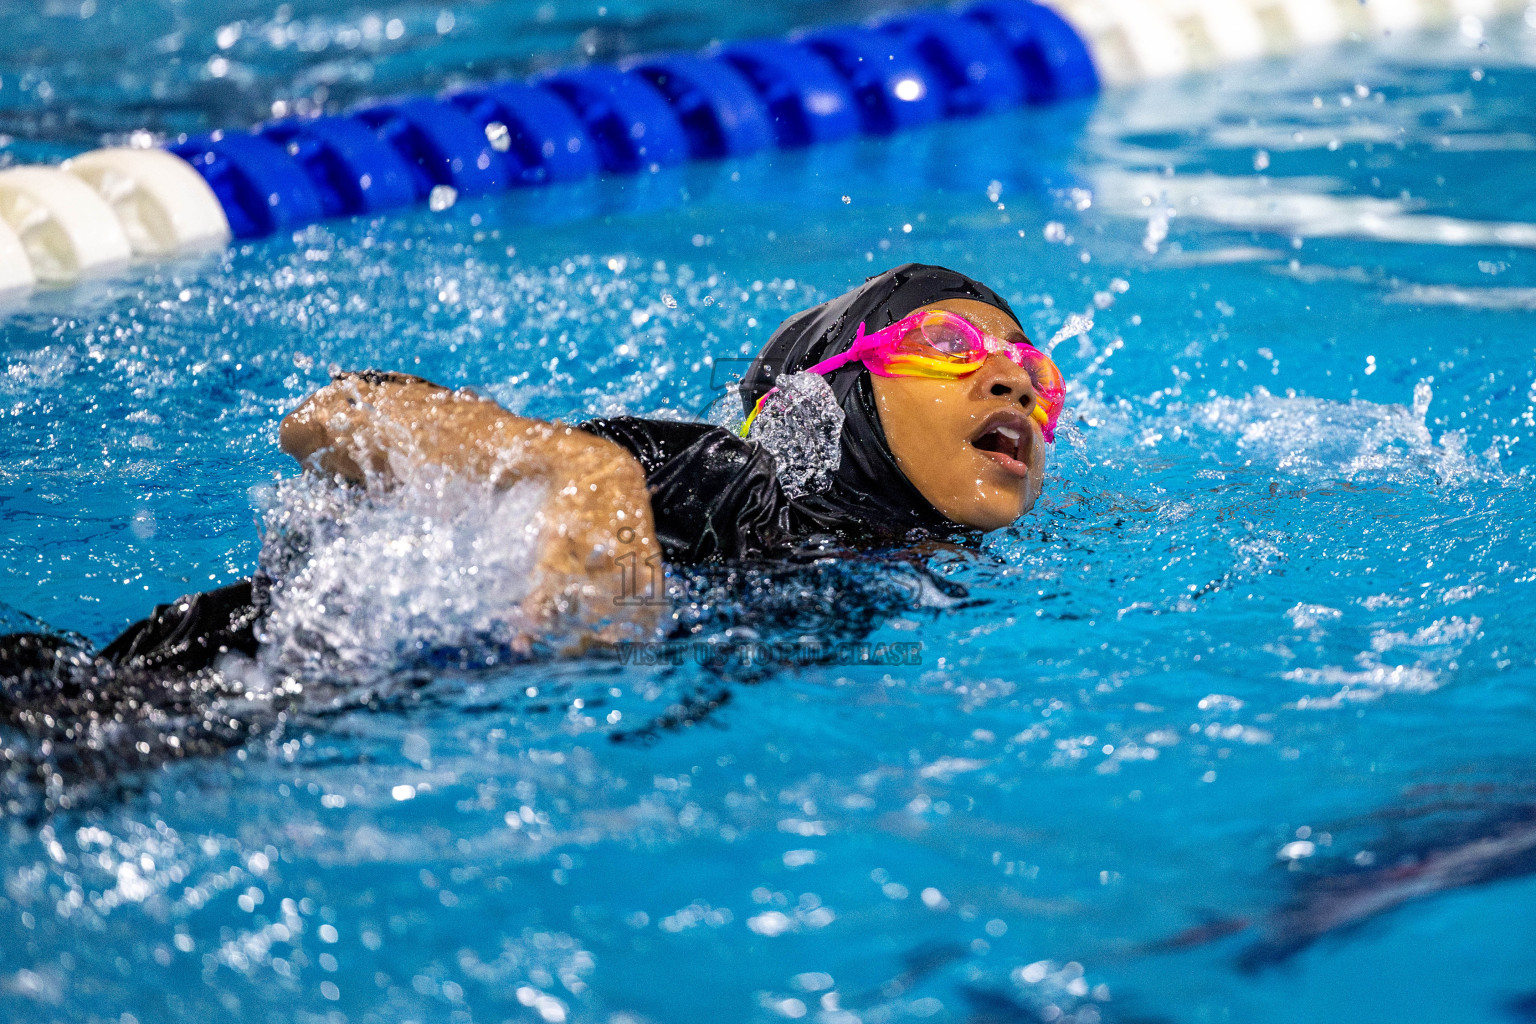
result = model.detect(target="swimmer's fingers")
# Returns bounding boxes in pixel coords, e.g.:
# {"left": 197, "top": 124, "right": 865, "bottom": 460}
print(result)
{"left": 278, "top": 382, "right": 385, "bottom": 483}
{"left": 279, "top": 371, "right": 457, "bottom": 484}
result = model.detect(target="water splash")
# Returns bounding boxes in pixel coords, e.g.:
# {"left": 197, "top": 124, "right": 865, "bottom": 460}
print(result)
{"left": 702, "top": 382, "right": 748, "bottom": 433}
{"left": 1052, "top": 377, "right": 1506, "bottom": 490}
{"left": 1047, "top": 312, "right": 1094, "bottom": 351}
{"left": 256, "top": 472, "right": 548, "bottom": 688}
{"left": 744, "top": 371, "right": 844, "bottom": 498}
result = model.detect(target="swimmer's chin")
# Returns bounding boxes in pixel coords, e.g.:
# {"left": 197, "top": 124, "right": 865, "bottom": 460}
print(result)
{"left": 939, "top": 480, "right": 1043, "bottom": 533}
{"left": 968, "top": 502, "right": 1039, "bottom": 533}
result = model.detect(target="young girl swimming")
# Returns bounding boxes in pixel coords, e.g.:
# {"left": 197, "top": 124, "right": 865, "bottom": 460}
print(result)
{"left": 2, "top": 263, "right": 1062, "bottom": 698}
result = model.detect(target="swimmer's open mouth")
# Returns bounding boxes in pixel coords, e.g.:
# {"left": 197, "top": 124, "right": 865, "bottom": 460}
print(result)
{"left": 970, "top": 411, "right": 1032, "bottom": 478}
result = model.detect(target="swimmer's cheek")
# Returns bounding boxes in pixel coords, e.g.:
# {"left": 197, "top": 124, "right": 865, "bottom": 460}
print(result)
{"left": 1023, "top": 460, "right": 1045, "bottom": 517}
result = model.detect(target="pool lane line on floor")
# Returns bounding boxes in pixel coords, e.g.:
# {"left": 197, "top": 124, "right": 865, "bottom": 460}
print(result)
{"left": 0, "top": 0, "right": 1523, "bottom": 295}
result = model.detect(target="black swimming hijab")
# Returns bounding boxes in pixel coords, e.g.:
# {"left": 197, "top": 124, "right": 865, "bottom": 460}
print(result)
{"left": 583, "top": 263, "right": 1020, "bottom": 561}
{"left": 739, "top": 262, "right": 1022, "bottom": 539}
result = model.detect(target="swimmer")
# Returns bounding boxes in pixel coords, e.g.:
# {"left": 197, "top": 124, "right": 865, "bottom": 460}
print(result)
{"left": 4, "top": 263, "right": 1062, "bottom": 682}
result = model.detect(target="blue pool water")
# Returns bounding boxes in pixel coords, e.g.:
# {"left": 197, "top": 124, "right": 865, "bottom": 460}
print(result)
{"left": 5, "top": 4, "right": 1536, "bottom": 1023}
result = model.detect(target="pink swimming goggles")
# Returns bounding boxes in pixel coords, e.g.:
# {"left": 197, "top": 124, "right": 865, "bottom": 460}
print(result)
{"left": 741, "top": 307, "right": 1066, "bottom": 442}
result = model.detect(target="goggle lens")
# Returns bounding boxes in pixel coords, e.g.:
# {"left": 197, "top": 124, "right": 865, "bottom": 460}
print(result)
{"left": 916, "top": 313, "right": 980, "bottom": 359}
{"left": 885, "top": 311, "right": 1065, "bottom": 429}
{"left": 742, "top": 309, "right": 1068, "bottom": 443}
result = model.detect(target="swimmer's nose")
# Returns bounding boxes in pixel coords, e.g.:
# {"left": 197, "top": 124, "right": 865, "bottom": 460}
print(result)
{"left": 974, "top": 352, "right": 1040, "bottom": 416}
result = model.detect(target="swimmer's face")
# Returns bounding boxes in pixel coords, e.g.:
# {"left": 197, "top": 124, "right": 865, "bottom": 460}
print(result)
{"left": 871, "top": 298, "right": 1046, "bottom": 531}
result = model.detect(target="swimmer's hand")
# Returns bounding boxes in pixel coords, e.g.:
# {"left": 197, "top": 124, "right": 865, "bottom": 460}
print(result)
{"left": 279, "top": 370, "right": 662, "bottom": 645}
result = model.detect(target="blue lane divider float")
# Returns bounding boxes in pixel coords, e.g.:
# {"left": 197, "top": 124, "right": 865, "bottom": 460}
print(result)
{"left": 259, "top": 115, "right": 419, "bottom": 217}
{"left": 710, "top": 40, "right": 862, "bottom": 147}
{"left": 797, "top": 28, "right": 944, "bottom": 135}
{"left": 351, "top": 97, "right": 507, "bottom": 197}
{"left": 446, "top": 82, "right": 601, "bottom": 185}
{"left": 535, "top": 66, "right": 691, "bottom": 173}
{"left": 2, "top": 0, "right": 1098, "bottom": 268}
{"left": 168, "top": 131, "right": 327, "bottom": 239}
{"left": 964, "top": 0, "right": 1098, "bottom": 103}
{"left": 881, "top": 12, "right": 1026, "bottom": 116}
{"left": 170, "top": 0, "right": 1096, "bottom": 240}
{"left": 626, "top": 54, "right": 775, "bottom": 159}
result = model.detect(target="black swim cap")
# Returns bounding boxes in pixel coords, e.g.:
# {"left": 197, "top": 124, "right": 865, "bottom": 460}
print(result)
{"left": 741, "top": 263, "right": 1020, "bottom": 542}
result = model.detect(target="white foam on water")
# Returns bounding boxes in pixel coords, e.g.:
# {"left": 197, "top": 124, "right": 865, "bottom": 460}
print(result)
{"left": 1286, "top": 662, "right": 1442, "bottom": 700}
{"left": 1285, "top": 614, "right": 1483, "bottom": 706}
{"left": 1370, "top": 615, "right": 1483, "bottom": 654}
{"left": 1, "top": 345, "right": 76, "bottom": 394}
{"left": 255, "top": 472, "right": 548, "bottom": 688}
{"left": 1182, "top": 382, "right": 1505, "bottom": 487}
{"left": 1093, "top": 170, "right": 1536, "bottom": 250}
{"left": 1154, "top": 246, "right": 1289, "bottom": 267}
{"left": 1062, "top": 379, "right": 1505, "bottom": 491}
{"left": 1286, "top": 603, "right": 1344, "bottom": 630}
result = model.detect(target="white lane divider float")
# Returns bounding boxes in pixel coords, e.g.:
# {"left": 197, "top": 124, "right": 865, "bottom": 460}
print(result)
{"left": 1051, "top": 0, "right": 1191, "bottom": 84}
{"left": 63, "top": 148, "right": 230, "bottom": 256}
{"left": 1232, "top": 0, "right": 1335, "bottom": 52}
{"left": 1261, "top": 0, "right": 1347, "bottom": 48}
{"left": 1147, "top": 0, "right": 1269, "bottom": 66}
{"left": 1056, "top": 0, "right": 1331, "bottom": 83}
{"left": 0, "top": 217, "right": 35, "bottom": 294}
{"left": 1362, "top": 0, "right": 1426, "bottom": 33}
{"left": 1054, "top": 0, "right": 1524, "bottom": 82}
{"left": 0, "top": 166, "right": 132, "bottom": 285}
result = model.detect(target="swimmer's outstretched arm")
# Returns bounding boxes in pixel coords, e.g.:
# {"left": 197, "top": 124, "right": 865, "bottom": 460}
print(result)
{"left": 279, "top": 370, "right": 661, "bottom": 641}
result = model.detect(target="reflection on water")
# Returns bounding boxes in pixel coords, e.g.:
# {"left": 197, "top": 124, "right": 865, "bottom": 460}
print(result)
{"left": 1238, "top": 794, "right": 1536, "bottom": 971}
{"left": 1094, "top": 168, "right": 1536, "bottom": 251}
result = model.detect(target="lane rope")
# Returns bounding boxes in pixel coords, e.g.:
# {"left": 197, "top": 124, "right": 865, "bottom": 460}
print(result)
{"left": 0, "top": 0, "right": 1523, "bottom": 293}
